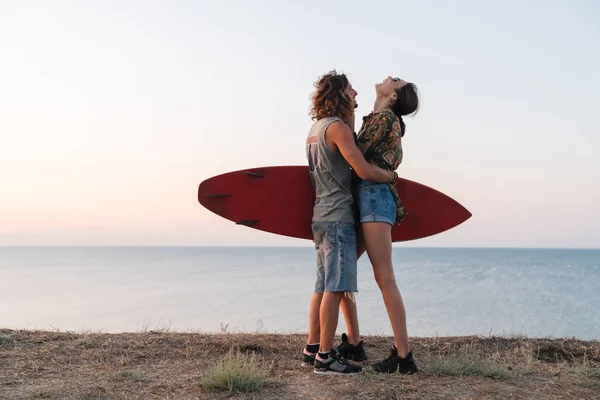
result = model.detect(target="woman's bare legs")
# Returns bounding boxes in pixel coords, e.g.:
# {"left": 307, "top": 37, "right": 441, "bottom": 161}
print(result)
{"left": 361, "top": 221, "right": 410, "bottom": 356}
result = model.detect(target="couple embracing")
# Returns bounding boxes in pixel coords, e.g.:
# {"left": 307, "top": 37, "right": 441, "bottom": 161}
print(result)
{"left": 303, "top": 70, "right": 419, "bottom": 375}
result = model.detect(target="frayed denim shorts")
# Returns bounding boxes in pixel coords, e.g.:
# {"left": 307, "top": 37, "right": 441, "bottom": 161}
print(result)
{"left": 311, "top": 221, "right": 358, "bottom": 293}
{"left": 356, "top": 180, "right": 396, "bottom": 226}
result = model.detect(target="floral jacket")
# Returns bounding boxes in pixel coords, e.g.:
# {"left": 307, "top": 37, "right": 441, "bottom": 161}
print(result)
{"left": 355, "top": 109, "right": 406, "bottom": 223}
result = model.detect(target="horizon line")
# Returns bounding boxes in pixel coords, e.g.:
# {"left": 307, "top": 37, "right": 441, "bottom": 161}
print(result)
{"left": 1, "top": 245, "right": 599, "bottom": 250}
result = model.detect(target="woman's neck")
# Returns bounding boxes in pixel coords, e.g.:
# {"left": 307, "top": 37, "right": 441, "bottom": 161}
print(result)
{"left": 373, "top": 96, "right": 392, "bottom": 113}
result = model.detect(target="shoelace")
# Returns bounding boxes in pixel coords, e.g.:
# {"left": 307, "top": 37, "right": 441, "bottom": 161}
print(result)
{"left": 331, "top": 349, "right": 350, "bottom": 365}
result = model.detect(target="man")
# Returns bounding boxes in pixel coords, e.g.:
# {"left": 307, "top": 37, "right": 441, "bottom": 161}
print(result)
{"left": 303, "top": 71, "right": 398, "bottom": 375}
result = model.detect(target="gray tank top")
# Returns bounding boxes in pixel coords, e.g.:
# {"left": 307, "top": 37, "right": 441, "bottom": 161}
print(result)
{"left": 306, "top": 117, "right": 355, "bottom": 223}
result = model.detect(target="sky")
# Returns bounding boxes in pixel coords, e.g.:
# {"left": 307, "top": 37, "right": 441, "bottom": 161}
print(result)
{"left": 1, "top": 0, "right": 599, "bottom": 247}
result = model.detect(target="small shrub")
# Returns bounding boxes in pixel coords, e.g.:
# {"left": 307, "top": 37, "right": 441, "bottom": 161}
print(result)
{"left": 115, "top": 370, "right": 144, "bottom": 383}
{"left": 0, "top": 334, "right": 13, "bottom": 346}
{"left": 200, "top": 348, "right": 266, "bottom": 393}
{"left": 422, "top": 346, "right": 511, "bottom": 379}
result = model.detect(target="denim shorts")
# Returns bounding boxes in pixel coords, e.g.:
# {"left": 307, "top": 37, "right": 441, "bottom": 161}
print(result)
{"left": 311, "top": 221, "right": 358, "bottom": 293}
{"left": 356, "top": 180, "right": 396, "bottom": 226}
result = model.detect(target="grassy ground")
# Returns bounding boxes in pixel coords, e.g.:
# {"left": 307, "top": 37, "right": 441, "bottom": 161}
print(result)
{"left": 1, "top": 328, "right": 599, "bottom": 399}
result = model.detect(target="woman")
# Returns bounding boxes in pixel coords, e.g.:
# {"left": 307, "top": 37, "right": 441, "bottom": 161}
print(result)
{"left": 355, "top": 76, "right": 420, "bottom": 373}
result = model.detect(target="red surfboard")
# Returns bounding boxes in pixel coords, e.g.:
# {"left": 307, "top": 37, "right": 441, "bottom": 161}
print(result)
{"left": 198, "top": 166, "right": 471, "bottom": 242}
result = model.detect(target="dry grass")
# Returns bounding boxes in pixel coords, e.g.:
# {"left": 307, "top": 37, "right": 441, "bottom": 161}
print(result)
{"left": 1, "top": 329, "right": 599, "bottom": 399}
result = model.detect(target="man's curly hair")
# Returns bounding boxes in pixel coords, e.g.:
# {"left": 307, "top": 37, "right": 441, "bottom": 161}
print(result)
{"left": 309, "top": 70, "right": 353, "bottom": 121}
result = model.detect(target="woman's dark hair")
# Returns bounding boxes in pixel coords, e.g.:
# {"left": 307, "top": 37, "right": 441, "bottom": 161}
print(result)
{"left": 310, "top": 70, "right": 353, "bottom": 121}
{"left": 390, "top": 83, "right": 419, "bottom": 137}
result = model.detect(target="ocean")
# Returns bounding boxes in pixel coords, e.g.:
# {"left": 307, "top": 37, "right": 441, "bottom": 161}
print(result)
{"left": 1, "top": 247, "right": 598, "bottom": 339}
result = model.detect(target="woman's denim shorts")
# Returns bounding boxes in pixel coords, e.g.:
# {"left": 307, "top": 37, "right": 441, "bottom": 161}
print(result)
{"left": 356, "top": 180, "right": 396, "bottom": 226}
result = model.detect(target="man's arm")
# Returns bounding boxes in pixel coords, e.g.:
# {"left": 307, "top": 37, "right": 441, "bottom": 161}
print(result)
{"left": 327, "top": 121, "right": 395, "bottom": 183}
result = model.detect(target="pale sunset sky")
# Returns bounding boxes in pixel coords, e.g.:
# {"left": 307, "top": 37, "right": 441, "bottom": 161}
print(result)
{"left": 1, "top": 1, "right": 598, "bottom": 247}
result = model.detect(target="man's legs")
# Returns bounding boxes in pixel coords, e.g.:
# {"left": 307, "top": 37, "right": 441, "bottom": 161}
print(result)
{"left": 317, "top": 221, "right": 357, "bottom": 354}
{"left": 307, "top": 290, "right": 360, "bottom": 360}
{"left": 311, "top": 222, "right": 362, "bottom": 374}
{"left": 307, "top": 292, "right": 323, "bottom": 345}
{"left": 319, "top": 292, "right": 344, "bottom": 353}
{"left": 305, "top": 221, "right": 362, "bottom": 373}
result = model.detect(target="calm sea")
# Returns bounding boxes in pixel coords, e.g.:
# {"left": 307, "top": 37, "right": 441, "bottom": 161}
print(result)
{"left": 1, "top": 247, "right": 598, "bottom": 339}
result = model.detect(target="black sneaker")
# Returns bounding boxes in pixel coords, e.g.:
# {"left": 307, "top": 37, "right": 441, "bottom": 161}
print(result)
{"left": 301, "top": 347, "right": 316, "bottom": 367}
{"left": 372, "top": 346, "right": 418, "bottom": 374}
{"left": 336, "top": 333, "right": 367, "bottom": 361}
{"left": 314, "top": 349, "right": 363, "bottom": 375}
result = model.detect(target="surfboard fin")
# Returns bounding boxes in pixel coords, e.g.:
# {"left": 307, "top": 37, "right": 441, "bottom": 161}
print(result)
{"left": 237, "top": 219, "right": 260, "bottom": 226}
{"left": 244, "top": 171, "right": 264, "bottom": 178}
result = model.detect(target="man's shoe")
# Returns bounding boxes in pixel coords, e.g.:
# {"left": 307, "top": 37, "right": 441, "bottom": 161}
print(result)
{"left": 336, "top": 333, "right": 367, "bottom": 361}
{"left": 372, "top": 346, "right": 418, "bottom": 374}
{"left": 313, "top": 349, "right": 363, "bottom": 375}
